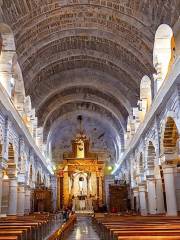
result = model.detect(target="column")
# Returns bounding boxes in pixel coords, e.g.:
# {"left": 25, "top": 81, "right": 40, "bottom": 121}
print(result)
{"left": 99, "top": 176, "right": 103, "bottom": 207}
{"left": 17, "top": 184, "right": 25, "bottom": 216}
{"left": 139, "top": 184, "right": 147, "bottom": 215}
{"left": 63, "top": 171, "right": 69, "bottom": 207}
{"left": 1, "top": 178, "right": 9, "bottom": 215}
{"left": 163, "top": 165, "right": 177, "bottom": 216}
{"left": 147, "top": 177, "right": 157, "bottom": 214}
{"left": 8, "top": 177, "right": 17, "bottom": 215}
{"left": 132, "top": 188, "right": 139, "bottom": 212}
{"left": 155, "top": 177, "right": 165, "bottom": 214}
{"left": 0, "top": 169, "right": 3, "bottom": 214}
{"left": 51, "top": 176, "right": 57, "bottom": 212}
{"left": 7, "top": 164, "right": 17, "bottom": 215}
{"left": 24, "top": 186, "right": 31, "bottom": 214}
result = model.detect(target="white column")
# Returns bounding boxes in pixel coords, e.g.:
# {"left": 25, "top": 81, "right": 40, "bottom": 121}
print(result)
{"left": 139, "top": 184, "right": 147, "bottom": 215}
{"left": 132, "top": 188, "right": 139, "bottom": 212}
{"left": 24, "top": 187, "right": 31, "bottom": 214}
{"left": 155, "top": 177, "right": 165, "bottom": 214}
{"left": 0, "top": 169, "right": 3, "bottom": 214}
{"left": 147, "top": 178, "right": 157, "bottom": 214}
{"left": 1, "top": 177, "right": 9, "bottom": 215}
{"left": 8, "top": 177, "right": 17, "bottom": 215}
{"left": 163, "top": 165, "right": 177, "bottom": 216}
{"left": 17, "top": 184, "right": 25, "bottom": 216}
{"left": 51, "top": 176, "right": 57, "bottom": 212}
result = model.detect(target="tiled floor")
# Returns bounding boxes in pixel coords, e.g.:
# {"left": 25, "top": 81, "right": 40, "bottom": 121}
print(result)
{"left": 67, "top": 216, "right": 100, "bottom": 240}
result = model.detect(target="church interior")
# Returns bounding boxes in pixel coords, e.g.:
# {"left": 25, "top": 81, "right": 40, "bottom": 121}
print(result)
{"left": 0, "top": 0, "right": 179, "bottom": 239}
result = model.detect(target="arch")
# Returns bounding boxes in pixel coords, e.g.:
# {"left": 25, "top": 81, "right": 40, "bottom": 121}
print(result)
{"left": 138, "top": 153, "right": 144, "bottom": 175}
{"left": 163, "top": 117, "right": 179, "bottom": 155}
{"left": 153, "top": 24, "right": 175, "bottom": 86}
{"left": 11, "top": 56, "right": 26, "bottom": 114}
{"left": 146, "top": 141, "right": 156, "bottom": 170}
{"left": 0, "top": 23, "right": 16, "bottom": 96}
{"left": 140, "top": 75, "right": 152, "bottom": 110}
{"left": 8, "top": 143, "right": 14, "bottom": 163}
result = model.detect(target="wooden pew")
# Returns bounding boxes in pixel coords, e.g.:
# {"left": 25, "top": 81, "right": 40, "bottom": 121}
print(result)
{"left": 92, "top": 214, "right": 180, "bottom": 240}
{"left": 0, "top": 212, "right": 58, "bottom": 240}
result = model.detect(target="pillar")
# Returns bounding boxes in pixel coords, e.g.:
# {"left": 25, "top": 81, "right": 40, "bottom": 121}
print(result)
{"left": 163, "top": 165, "right": 177, "bottom": 216}
{"left": 8, "top": 177, "right": 17, "bottom": 215}
{"left": 7, "top": 164, "right": 17, "bottom": 215}
{"left": 99, "top": 176, "right": 103, "bottom": 207}
{"left": 155, "top": 177, "right": 165, "bottom": 214}
{"left": 24, "top": 186, "right": 31, "bottom": 214}
{"left": 139, "top": 184, "right": 147, "bottom": 215}
{"left": 17, "top": 184, "right": 25, "bottom": 216}
{"left": 1, "top": 178, "right": 9, "bottom": 215}
{"left": 0, "top": 169, "right": 3, "bottom": 214}
{"left": 63, "top": 171, "right": 69, "bottom": 207}
{"left": 147, "top": 177, "right": 157, "bottom": 214}
{"left": 132, "top": 188, "right": 139, "bottom": 212}
{"left": 51, "top": 176, "right": 57, "bottom": 212}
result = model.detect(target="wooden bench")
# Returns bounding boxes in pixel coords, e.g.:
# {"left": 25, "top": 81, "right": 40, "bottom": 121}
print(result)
{"left": 0, "top": 212, "right": 58, "bottom": 240}
{"left": 92, "top": 214, "right": 180, "bottom": 240}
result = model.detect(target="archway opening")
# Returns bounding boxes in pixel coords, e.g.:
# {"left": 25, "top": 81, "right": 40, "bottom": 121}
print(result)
{"left": 147, "top": 141, "right": 156, "bottom": 170}
{"left": 8, "top": 143, "right": 14, "bottom": 164}
{"left": 163, "top": 117, "right": 178, "bottom": 155}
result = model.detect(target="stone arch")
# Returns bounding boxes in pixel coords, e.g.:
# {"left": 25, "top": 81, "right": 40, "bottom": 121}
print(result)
{"left": 11, "top": 56, "right": 26, "bottom": 114}
{"left": 140, "top": 75, "right": 152, "bottom": 110}
{"left": 162, "top": 117, "right": 179, "bottom": 155}
{"left": 8, "top": 143, "right": 15, "bottom": 164}
{"left": 0, "top": 23, "right": 16, "bottom": 96}
{"left": 146, "top": 141, "right": 156, "bottom": 170}
{"left": 138, "top": 153, "right": 144, "bottom": 175}
{"left": 153, "top": 24, "right": 175, "bottom": 86}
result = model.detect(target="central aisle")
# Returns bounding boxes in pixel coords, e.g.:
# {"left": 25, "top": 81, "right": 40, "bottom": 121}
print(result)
{"left": 67, "top": 216, "right": 100, "bottom": 240}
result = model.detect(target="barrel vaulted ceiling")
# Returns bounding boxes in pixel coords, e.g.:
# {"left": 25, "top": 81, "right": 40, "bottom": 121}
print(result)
{"left": 1, "top": 0, "right": 179, "bottom": 164}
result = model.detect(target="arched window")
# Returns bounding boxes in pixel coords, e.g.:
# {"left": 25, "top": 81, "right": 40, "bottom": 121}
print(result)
{"left": 0, "top": 23, "right": 16, "bottom": 96}
{"left": 153, "top": 24, "right": 175, "bottom": 91}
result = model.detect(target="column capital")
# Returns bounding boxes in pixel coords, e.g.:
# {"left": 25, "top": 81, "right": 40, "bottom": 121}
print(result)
{"left": 138, "top": 183, "right": 147, "bottom": 192}
{"left": 160, "top": 153, "right": 177, "bottom": 165}
{"left": 7, "top": 164, "right": 17, "bottom": 178}
{"left": 162, "top": 164, "right": 177, "bottom": 174}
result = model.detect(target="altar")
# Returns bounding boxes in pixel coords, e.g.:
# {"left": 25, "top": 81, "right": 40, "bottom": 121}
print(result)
{"left": 55, "top": 117, "right": 105, "bottom": 211}
{"left": 72, "top": 196, "right": 93, "bottom": 211}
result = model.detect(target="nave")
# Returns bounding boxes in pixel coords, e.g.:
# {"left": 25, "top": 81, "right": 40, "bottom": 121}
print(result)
{"left": 67, "top": 216, "right": 99, "bottom": 240}
{"left": 0, "top": 0, "right": 179, "bottom": 239}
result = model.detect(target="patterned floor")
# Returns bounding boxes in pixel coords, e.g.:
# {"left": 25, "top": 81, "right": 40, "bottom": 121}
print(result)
{"left": 67, "top": 216, "right": 100, "bottom": 240}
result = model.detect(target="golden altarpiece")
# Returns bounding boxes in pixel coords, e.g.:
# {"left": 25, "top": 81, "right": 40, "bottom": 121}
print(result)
{"left": 56, "top": 132, "right": 105, "bottom": 212}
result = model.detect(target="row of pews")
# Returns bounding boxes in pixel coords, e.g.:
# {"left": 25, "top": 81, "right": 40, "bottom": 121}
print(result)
{"left": 0, "top": 212, "right": 59, "bottom": 240}
{"left": 92, "top": 213, "right": 180, "bottom": 240}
